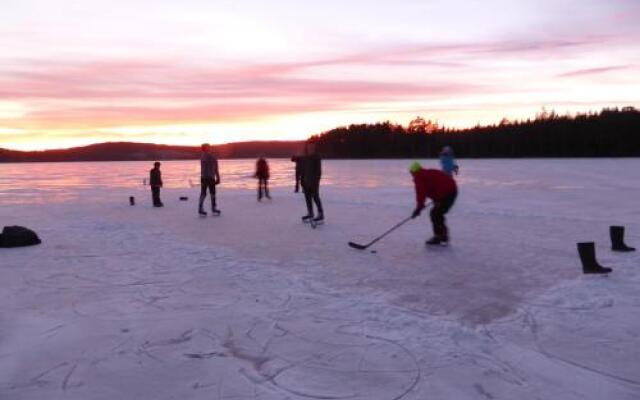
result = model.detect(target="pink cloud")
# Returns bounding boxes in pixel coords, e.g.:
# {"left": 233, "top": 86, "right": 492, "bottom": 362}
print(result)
{"left": 559, "top": 65, "right": 629, "bottom": 78}
{"left": 0, "top": 36, "right": 631, "bottom": 130}
{"left": 0, "top": 59, "right": 476, "bottom": 101}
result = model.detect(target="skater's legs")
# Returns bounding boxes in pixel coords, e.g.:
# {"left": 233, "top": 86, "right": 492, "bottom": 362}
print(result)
{"left": 199, "top": 178, "right": 216, "bottom": 211}
{"left": 303, "top": 186, "right": 314, "bottom": 216}
{"left": 430, "top": 206, "right": 446, "bottom": 237}
{"left": 312, "top": 188, "right": 323, "bottom": 216}
{"left": 199, "top": 179, "right": 208, "bottom": 211}
{"left": 263, "top": 178, "right": 270, "bottom": 198}
{"left": 258, "top": 177, "right": 269, "bottom": 200}
{"left": 429, "top": 191, "right": 457, "bottom": 239}
{"left": 210, "top": 182, "right": 217, "bottom": 210}
{"left": 152, "top": 187, "right": 162, "bottom": 206}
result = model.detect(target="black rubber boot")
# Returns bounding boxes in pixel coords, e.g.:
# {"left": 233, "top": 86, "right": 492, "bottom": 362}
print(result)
{"left": 577, "top": 242, "right": 612, "bottom": 274}
{"left": 610, "top": 226, "right": 636, "bottom": 252}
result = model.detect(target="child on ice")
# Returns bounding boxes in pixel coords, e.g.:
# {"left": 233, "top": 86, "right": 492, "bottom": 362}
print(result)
{"left": 439, "top": 145, "right": 459, "bottom": 176}
{"left": 410, "top": 161, "right": 457, "bottom": 245}
{"left": 255, "top": 156, "right": 271, "bottom": 201}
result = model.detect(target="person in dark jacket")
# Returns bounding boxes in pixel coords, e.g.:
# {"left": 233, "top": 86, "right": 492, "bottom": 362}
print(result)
{"left": 199, "top": 144, "right": 221, "bottom": 216}
{"left": 149, "top": 161, "right": 163, "bottom": 207}
{"left": 255, "top": 156, "right": 271, "bottom": 201}
{"left": 301, "top": 143, "right": 324, "bottom": 222}
{"left": 291, "top": 155, "right": 303, "bottom": 192}
{"left": 410, "top": 161, "right": 457, "bottom": 245}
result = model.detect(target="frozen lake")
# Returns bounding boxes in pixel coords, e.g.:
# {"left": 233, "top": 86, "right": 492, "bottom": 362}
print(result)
{"left": 1, "top": 159, "right": 639, "bottom": 399}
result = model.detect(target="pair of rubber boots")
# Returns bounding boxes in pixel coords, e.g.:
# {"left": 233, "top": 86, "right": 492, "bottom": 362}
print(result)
{"left": 578, "top": 226, "right": 635, "bottom": 274}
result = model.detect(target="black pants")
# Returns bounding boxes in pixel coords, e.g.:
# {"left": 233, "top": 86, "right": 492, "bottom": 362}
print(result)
{"left": 430, "top": 190, "right": 457, "bottom": 239}
{"left": 303, "top": 183, "right": 323, "bottom": 217}
{"left": 199, "top": 178, "right": 217, "bottom": 211}
{"left": 151, "top": 186, "right": 162, "bottom": 206}
{"left": 257, "top": 177, "right": 270, "bottom": 200}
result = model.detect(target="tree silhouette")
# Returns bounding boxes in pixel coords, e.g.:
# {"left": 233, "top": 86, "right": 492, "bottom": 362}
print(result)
{"left": 311, "top": 107, "right": 640, "bottom": 158}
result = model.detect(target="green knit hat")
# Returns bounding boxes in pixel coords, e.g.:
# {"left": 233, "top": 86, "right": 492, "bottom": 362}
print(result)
{"left": 409, "top": 161, "right": 422, "bottom": 173}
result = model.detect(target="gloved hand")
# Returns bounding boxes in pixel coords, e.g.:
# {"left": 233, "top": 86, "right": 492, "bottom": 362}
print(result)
{"left": 411, "top": 206, "right": 424, "bottom": 219}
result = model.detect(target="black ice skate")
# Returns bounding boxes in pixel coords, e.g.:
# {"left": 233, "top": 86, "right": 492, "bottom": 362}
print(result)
{"left": 426, "top": 236, "right": 448, "bottom": 246}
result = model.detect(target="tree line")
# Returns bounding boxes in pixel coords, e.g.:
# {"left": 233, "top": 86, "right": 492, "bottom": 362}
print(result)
{"left": 309, "top": 107, "right": 640, "bottom": 158}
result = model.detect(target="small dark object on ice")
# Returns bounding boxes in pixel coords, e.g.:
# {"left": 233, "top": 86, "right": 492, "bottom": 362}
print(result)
{"left": 0, "top": 226, "right": 42, "bottom": 248}
{"left": 610, "top": 226, "right": 635, "bottom": 252}
{"left": 577, "top": 242, "right": 612, "bottom": 274}
{"left": 129, "top": 196, "right": 135, "bottom": 206}
{"left": 179, "top": 196, "right": 189, "bottom": 201}
{"left": 370, "top": 250, "right": 377, "bottom": 254}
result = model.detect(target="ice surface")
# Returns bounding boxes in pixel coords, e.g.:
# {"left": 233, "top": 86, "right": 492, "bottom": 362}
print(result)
{"left": 1, "top": 159, "right": 639, "bottom": 399}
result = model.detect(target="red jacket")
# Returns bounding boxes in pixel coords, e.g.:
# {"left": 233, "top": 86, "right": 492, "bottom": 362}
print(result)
{"left": 412, "top": 168, "right": 457, "bottom": 206}
{"left": 256, "top": 158, "right": 269, "bottom": 179}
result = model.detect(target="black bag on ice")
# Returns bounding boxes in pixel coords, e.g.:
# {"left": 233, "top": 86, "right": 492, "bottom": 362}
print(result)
{"left": 0, "top": 226, "right": 42, "bottom": 248}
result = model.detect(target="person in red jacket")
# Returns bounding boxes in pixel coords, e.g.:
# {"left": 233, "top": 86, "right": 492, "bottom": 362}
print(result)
{"left": 410, "top": 161, "right": 458, "bottom": 245}
{"left": 255, "top": 156, "right": 271, "bottom": 201}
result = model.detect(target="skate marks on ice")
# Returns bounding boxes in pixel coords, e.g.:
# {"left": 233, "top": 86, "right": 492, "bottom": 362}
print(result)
{"left": 7, "top": 317, "right": 421, "bottom": 399}
{"left": 212, "top": 320, "right": 421, "bottom": 400}
{"left": 478, "top": 268, "right": 640, "bottom": 398}
{"left": 2, "top": 244, "right": 424, "bottom": 400}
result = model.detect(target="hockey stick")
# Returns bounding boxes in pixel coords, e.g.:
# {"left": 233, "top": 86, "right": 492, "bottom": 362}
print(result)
{"left": 348, "top": 216, "right": 413, "bottom": 250}
{"left": 348, "top": 201, "right": 431, "bottom": 250}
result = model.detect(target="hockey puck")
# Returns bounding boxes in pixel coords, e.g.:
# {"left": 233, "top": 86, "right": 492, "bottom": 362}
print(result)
{"left": 370, "top": 250, "right": 377, "bottom": 254}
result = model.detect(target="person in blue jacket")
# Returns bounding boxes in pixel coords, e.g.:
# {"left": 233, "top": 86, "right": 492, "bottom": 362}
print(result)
{"left": 439, "top": 145, "right": 459, "bottom": 176}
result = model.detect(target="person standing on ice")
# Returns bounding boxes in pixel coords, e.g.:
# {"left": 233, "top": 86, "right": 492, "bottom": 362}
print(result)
{"left": 198, "top": 144, "right": 221, "bottom": 216}
{"left": 291, "top": 155, "right": 303, "bottom": 192}
{"left": 439, "top": 145, "right": 459, "bottom": 176}
{"left": 301, "top": 143, "right": 324, "bottom": 223}
{"left": 410, "top": 161, "right": 457, "bottom": 245}
{"left": 255, "top": 156, "right": 271, "bottom": 201}
{"left": 149, "top": 161, "right": 164, "bottom": 207}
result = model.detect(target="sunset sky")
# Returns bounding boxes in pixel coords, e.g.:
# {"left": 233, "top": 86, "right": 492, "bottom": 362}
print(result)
{"left": 1, "top": 0, "right": 639, "bottom": 150}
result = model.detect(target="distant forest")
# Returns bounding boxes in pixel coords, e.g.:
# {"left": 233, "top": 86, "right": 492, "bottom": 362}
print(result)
{"left": 310, "top": 107, "right": 640, "bottom": 158}
{"left": 1, "top": 107, "right": 638, "bottom": 162}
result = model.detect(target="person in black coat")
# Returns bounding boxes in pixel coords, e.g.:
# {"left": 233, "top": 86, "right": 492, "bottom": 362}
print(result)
{"left": 149, "top": 161, "right": 163, "bottom": 207}
{"left": 301, "top": 143, "right": 324, "bottom": 222}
